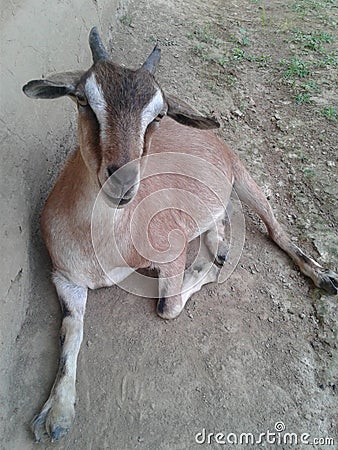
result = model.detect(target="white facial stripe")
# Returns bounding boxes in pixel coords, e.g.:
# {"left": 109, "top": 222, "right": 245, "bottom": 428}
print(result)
{"left": 85, "top": 73, "right": 108, "bottom": 139}
{"left": 141, "top": 89, "right": 165, "bottom": 131}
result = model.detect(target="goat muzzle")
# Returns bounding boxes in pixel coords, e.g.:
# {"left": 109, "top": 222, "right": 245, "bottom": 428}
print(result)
{"left": 99, "top": 164, "right": 140, "bottom": 208}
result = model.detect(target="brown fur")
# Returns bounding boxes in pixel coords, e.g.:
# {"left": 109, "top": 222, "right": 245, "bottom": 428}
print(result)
{"left": 23, "top": 29, "right": 337, "bottom": 443}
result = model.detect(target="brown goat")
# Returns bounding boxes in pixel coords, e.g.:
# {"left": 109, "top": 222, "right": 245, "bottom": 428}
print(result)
{"left": 23, "top": 28, "right": 337, "bottom": 442}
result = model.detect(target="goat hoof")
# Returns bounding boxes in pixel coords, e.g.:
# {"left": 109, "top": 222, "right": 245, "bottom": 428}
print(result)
{"left": 31, "top": 399, "right": 74, "bottom": 442}
{"left": 157, "top": 297, "right": 183, "bottom": 320}
{"left": 50, "top": 425, "right": 69, "bottom": 442}
{"left": 318, "top": 269, "right": 338, "bottom": 295}
{"left": 31, "top": 410, "right": 49, "bottom": 443}
{"left": 215, "top": 241, "right": 229, "bottom": 266}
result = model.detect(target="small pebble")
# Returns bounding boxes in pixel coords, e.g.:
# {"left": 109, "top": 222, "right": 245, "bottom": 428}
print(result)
{"left": 233, "top": 109, "right": 243, "bottom": 117}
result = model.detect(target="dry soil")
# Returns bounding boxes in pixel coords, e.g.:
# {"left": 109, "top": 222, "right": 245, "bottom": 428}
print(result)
{"left": 3, "top": 0, "right": 338, "bottom": 449}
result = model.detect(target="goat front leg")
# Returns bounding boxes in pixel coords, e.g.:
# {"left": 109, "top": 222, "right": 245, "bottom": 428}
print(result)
{"left": 234, "top": 165, "right": 338, "bottom": 294}
{"left": 31, "top": 273, "right": 88, "bottom": 442}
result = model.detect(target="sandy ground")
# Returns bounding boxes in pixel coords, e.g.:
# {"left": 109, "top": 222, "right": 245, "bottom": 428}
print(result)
{"left": 2, "top": 0, "right": 337, "bottom": 449}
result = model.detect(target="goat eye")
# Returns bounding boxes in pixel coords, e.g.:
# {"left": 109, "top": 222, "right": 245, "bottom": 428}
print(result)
{"left": 76, "top": 93, "right": 88, "bottom": 106}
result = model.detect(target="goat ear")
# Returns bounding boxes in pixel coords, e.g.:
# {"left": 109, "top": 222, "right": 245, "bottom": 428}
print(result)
{"left": 165, "top": 94, "right": 220, "bottom": 130}
{"left": 22, "top": 71, "right": 85, "bottom": 99}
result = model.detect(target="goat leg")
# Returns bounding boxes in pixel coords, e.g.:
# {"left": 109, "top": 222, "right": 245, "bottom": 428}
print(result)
{"left": 233, "top": 160, "right": 338, "bottom": 294}
{"left": 31, "top": 273, "right": 87, "bottom": 442}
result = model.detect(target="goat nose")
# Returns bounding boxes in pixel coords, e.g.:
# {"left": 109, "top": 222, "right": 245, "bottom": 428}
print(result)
{"left": 106, "top": 164, "right": 139, "bottom": 187}
{"left": 107, "top": 164, "right": 119, "bottom": 178}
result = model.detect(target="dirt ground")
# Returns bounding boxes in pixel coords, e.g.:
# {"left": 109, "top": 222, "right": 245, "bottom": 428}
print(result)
{"left": 3, "top": 0, "right": 337, "bottom": 449}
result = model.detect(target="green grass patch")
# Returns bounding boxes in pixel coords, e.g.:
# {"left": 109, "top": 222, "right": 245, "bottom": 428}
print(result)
{"left": 302, "top": 80, "right": 319, "bottom": 92}
{"left": 224, "top": 74, "right": 238, "bottom": 87}
{"left": 302, "top": 167, "right": 316, "bottom": 176}
{"left": 291, "top": 0, "right": 336, "bottom": 14}
{"left": 317, "top": 12, "right": 338, "bottom": 26}
{"left": 192, "top": 44, "right": 211, "bottom": 61}
{"left": 253, "top": 54, "right": 272, "bottom": 67}
{"left": 261, "top": 6, "right": 268, "bottom": 26}
{"left": 229, "top": 28, "right": 251, "bottom": 46}
{"left": 322, "top": 106, "right": 338, "bottom": 121}
{"left": 282, "top": 57, "right": 313, "bottom": 78}
{"left": 291, "top": 30, "right": 336, "bottom": 52}
{"left": 188, "top": 25, "right": 223, "bottom": 47}
{"left": 231, "top": 47, "right": 248, "bottom": 61}
{"left": 295, "top": 92, "right": 312, "bottom": 104}
{"left": 217, "top": 55, "right": 228, "bottom": 68}
{"left": 314, "top": 54, "right": 338, "bottom": 69}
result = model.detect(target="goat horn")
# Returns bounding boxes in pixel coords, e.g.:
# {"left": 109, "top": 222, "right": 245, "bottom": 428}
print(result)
{"left": 142, "top": 44, "right": 161, "bottom": 75}
{"left": 89, "top": 27, "right": 110, "bottom": 63}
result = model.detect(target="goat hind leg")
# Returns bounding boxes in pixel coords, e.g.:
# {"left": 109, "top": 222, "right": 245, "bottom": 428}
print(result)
{"left": 157, "top": 241, "right": 220, "bottom": 319}
{"left": 156, "top": 252, "right": 187, "bottom": 320}
{"left": 204, "top": 218, "right": 230, "bottom": 265}
{"left": 180, "top": 257, "right": 220, "bottom": 308}
{"left": 31, "top": 273, "right": 88, "bottom": 442}
{"left": 234, "top": 164, "right": 338, "bottom": 294}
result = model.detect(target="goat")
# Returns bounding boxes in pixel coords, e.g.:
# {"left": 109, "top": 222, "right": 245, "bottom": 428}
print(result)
{"left": 23, "top": 27, "right": 337, "bottom": 442}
